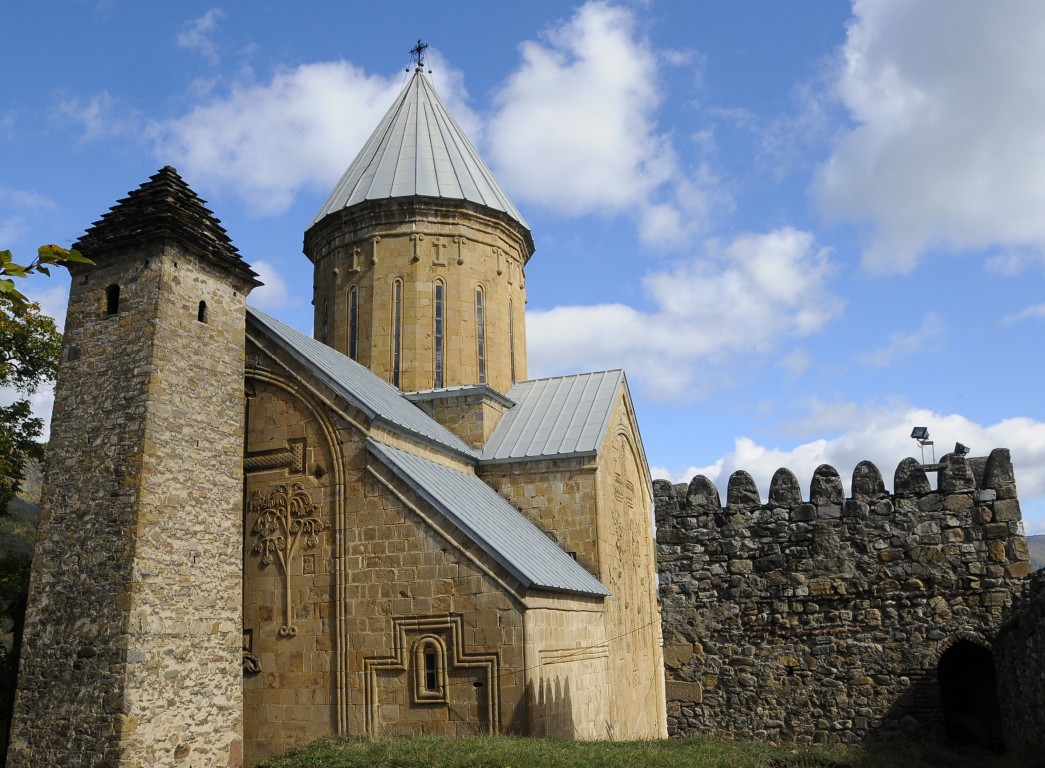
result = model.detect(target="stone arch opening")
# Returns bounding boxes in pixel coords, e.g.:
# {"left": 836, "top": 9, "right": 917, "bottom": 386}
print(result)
{"left": 937, "top": 639, "right": 1004, "bottom": 751}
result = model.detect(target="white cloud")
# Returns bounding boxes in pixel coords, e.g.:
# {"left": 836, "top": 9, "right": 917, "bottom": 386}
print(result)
{"left": 0, "top": 188, "right": 59, "bottom": 253}
{"left": 247, "top": 259, "right": 295, "bottom": 312}
{"left": 986, "top": 248, "right": 1045, "bottom": 276}
{"left": 0, "top": 384, "right": 55, "bottom": 442}
{"left": 778, "top": 349, "right": 811, "bottom": 377}
{"left": 177, "top": 9, "right": 224, "bottom": 64}
{"left": 816, "top": 0, "right": 1045, "bottom": 272}
{"left": 1004, "top": 303, "right": 1045, "bottom": 325}
{"left": 655, "top": 400, "right": 1045, "bottom": 534}
{"left": 858, "top": 312, "right": 945, "bottom": 367}
{"left": 487, "top": 1, "right": 726, "bottom": 246}
{"left": 527, "top": 227, "right": 841, "bottom": 400}
{"left": 58, "top": 92, "right": 140, "bottom": 143}
{"left": 152, "top": 62, "right": 407, "bottom": 215}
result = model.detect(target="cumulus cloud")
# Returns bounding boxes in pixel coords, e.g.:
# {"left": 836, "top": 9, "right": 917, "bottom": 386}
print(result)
{"left": 654, "top": 400, "right": 1045, "bottom": 534}
{"left": 816, "top": 0, "right": 1045, "bottom": 272}
{"left": 858, "top": 312, "right": 945, "bottom": 367}
{"left": 487, "top": 1, "right": 726, "bottom": 246}
{"left": 247, "top": 259, "right": 296, "bottom": 311}
{"left": 527, "top": 227, "right": 841, "bottom": 400}
{"left": 152, "top": 62, "right": 408, "bottom": 215}
{"left": 177, "top": 8, "right": 224, "bottom": 64}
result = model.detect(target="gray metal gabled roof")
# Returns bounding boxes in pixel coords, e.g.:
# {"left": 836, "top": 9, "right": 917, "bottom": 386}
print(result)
{"left": 311, "top": 70, "right": 528, "bottom": 230}
{"left": 480, "top": 370, "right": 624, "bottom": 464}
{"left": 368, "top": 440, "right": 609, "bottom": 597}
{"left": 247, "top": 307, "right": 476, "bottom": 459}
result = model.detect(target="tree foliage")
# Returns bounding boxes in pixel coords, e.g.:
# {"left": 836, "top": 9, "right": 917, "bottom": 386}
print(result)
{"left": 0, "top": 244, "right": 90, "bottom": 515}
{"left": 0, "top": 245, "right": 91, "bottom": 305}
{"left": 0, "top": 299, "right": 61, "bottom": 516}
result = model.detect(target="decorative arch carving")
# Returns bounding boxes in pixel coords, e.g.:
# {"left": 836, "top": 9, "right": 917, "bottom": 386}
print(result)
{"left": 244, "top": 362, "right": 351, "bottom": 731}
{"left": 363, "top": 615, "right": 501, "bottom": 737}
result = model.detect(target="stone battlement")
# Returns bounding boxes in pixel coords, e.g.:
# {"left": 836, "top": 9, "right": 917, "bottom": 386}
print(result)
{"left": 655, "top": 448, "right": 1032, "bottom": 746}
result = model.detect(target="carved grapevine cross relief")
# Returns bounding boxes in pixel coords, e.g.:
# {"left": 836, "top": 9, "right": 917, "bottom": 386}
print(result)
{"left": 249, "top": 482, "right": 327, "bottom": 637}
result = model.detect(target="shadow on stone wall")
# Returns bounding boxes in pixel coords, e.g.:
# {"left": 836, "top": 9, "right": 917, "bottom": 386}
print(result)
{"left": 527, "top": 676, "right": 577, "bottom": 739}
{"left": 995, "top": 568, "right": 1045, "bottom": 748}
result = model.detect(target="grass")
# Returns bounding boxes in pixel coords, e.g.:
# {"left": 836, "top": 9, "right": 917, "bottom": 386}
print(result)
{"left": 257, "top": 735, "right": 1044, "bottom": 768}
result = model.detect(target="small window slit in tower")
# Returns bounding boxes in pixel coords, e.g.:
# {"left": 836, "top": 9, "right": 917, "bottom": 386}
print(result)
{"left": 106, "top": 284, "right": 120, "bottom": 316}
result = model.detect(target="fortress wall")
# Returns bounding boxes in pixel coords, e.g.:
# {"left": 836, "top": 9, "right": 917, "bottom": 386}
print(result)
{"left": 656, "top": 449, "right": 1031, "bottom": 745}
{"left": 994, "top": 569, "right": 1045, "bottom": 748}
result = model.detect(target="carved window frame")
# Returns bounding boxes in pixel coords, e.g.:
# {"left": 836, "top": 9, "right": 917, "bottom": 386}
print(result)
{"left": 412, "top": 635, "right": 448, "bottom": 704}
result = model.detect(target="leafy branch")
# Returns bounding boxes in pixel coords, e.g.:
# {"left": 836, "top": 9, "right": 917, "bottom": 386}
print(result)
{"left": 0, "top": 245, "right": 93, "bottom": 304}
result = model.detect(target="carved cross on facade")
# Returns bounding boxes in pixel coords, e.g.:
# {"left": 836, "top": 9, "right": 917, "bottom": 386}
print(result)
{"left": 433, "top": 239, "right": 447, "bottom": 266}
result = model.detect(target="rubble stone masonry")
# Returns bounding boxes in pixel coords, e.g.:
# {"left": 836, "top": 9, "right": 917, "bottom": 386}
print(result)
{"left": 656, "top": 449, "right": 1031, "bottom": 746}
{"left": 8, "top": 168, "right": 256, "bottom": 767}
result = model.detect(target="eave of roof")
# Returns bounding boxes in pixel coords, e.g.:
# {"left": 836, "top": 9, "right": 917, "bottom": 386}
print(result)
{"left": 368, "top": 440, "right": 609, "bottom": 597}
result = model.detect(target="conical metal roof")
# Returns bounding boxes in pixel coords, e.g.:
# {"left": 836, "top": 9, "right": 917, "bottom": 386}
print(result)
{"left": 311, "top": 70, "right": 528, "bottom": 230}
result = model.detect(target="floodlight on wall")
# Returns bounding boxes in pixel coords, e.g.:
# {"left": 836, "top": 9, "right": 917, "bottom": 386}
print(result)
{"left": 910, "top": 426, "right": 935, "bottom": 465}
{"left": 954, "top": 442, "right": 970, "bottom": 456}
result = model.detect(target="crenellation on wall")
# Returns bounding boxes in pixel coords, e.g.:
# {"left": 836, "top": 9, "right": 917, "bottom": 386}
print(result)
{"left": 657, "top": 449, "right": 1031, "bottom": 746}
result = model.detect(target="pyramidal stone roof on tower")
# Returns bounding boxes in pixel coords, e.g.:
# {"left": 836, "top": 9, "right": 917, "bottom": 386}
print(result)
{"left": 311, "top": 69, "right": 528, "bottom": 230}
{"left": 75, "top": 166, "right": 260, "bottom": 286}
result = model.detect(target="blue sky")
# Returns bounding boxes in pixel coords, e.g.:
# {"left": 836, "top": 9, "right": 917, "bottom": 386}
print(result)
{"left": 4, "top": 1, "right": 1045, "bottom": 532}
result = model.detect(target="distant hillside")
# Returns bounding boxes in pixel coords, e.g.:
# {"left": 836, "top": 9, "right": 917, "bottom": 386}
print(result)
{"left": 1028, "top": 534, "right": 1045, "bottom": 572}
{"left": 0, "top": 461, "right": 41, "bottom": 561}
{"left": 0, "top": 464, "right": 41, "bottom": 645}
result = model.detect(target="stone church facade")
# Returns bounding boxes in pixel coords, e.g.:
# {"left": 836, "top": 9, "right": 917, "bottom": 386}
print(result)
{"left": 8, "top": 53, "right": 1044, "bottom": 768}
{"left": 7, "top": 65, "right": 666, "bottom": 767}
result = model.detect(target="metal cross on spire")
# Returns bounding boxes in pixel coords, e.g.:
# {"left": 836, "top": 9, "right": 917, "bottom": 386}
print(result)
{"left": 410, "top": 39, "right": 429, "bottom": 71}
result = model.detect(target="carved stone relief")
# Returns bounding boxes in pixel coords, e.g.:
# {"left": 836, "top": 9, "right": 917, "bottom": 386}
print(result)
{"left": 362, "top": 615, "right": 500, "bottom": 736}
{"left": 248, "top": 481, "right": 328, "bottom": 637}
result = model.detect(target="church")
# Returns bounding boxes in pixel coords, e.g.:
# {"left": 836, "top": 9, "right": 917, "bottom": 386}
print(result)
{"left": 7, "top": 55, "right": 667, "bottom": 766}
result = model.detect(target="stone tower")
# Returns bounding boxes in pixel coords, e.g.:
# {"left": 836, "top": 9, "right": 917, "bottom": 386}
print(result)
{"left": 7, "top": 168, "right": 259, "bottom": 767}
{"left": 305, "top": 65, "right": 534, "bottom": 395}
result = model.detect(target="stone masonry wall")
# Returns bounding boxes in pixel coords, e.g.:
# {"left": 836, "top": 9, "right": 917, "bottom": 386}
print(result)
{"left": 522, "top": 595, "right": 611, "bottom": 739}
{"left": 356, "top": 461, "right": 529, "bottom": 739}
{"left": 243, "top": 376, "right": 340, "bottom": 764}
{"left": 656, "top": 449, "right": 1031, "bottom": 745}
{"left": 995, "top": 569, "right": 1045, "bottom": 748}
{"left": 307, "top": 200, "right": 530, "bottom": 394}
{"left": 9, "top": 242, "right": 249, "bottom": 767}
